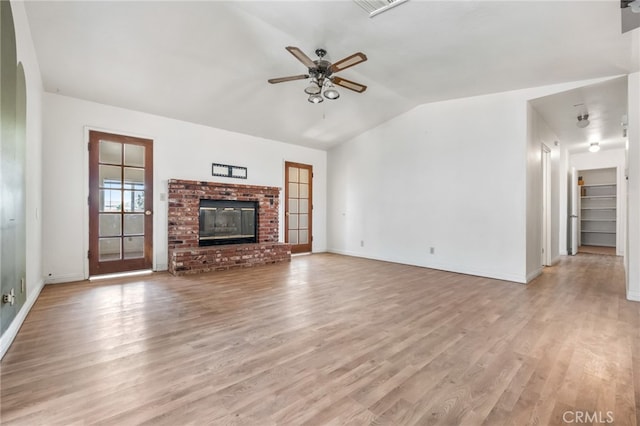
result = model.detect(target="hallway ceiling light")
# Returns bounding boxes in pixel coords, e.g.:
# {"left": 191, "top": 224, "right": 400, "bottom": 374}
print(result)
{"left": 576, "top": 113, "right": 590, "bottom": 128}
{"left": 589, "top": 142, "right": 600, "bottom": 152}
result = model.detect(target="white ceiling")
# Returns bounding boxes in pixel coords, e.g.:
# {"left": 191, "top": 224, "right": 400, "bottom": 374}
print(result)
{"left": 24, "top": 0, "right": 639, "bottom": 150}
{"left": 530, "top": 76, "right": 629, "bottom": 153}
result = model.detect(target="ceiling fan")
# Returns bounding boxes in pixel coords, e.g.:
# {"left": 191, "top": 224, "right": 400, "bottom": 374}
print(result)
{"left": 268, "top": 46, "right": 368, "bottom": 103}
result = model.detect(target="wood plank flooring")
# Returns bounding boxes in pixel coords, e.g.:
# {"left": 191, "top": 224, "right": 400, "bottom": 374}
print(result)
{"left": 579, "top": 245, "right": 617, "bottom": 256}
{"left": 1, "top": 253, "right": 638, "bottom": 425}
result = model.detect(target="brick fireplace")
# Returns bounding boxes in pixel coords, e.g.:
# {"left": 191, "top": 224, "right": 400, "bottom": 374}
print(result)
{"left": 167, "top": 179, "right": 291, "bottom": 275}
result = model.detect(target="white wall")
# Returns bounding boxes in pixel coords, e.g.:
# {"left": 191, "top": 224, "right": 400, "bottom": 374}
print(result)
{"left": 1, "top": 0, "right": 44, "bottom": 358}
{"left": 328, "top": 90, "right": 529, "bottom": 281}
{"left": 568, "top": 149, "right": 626, "bottom": 256}
{"left": 328, "top": 78, "right": 618, "bottom": 284}
{"left": 42, "top": 94, "right": 327, "bottom": 282}
{"left": 527, "top": 104, "right": 561, "bottom": 277}
{"left": 626, "top": 71, "right": 640, "bottom": 301}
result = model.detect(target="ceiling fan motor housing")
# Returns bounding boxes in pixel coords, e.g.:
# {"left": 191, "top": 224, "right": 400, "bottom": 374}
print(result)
{"left": 310, "top": 59, "right": 333, "bottom": 82}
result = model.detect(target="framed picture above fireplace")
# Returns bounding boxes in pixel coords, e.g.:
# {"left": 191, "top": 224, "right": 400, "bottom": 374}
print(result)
{"left": 212, "top": 163, "right": 247, "bottom": 179}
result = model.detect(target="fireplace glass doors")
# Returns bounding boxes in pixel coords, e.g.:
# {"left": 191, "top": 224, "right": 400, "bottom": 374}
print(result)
{"left": 199, "top": 200, "right": 257, "bottom": 246}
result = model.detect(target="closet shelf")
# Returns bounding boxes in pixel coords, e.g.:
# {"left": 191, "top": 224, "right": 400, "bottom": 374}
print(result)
{"left": 581, "top": 230, "right": 615, "bottom": 234}
{"left": 581, "top": 183, "right": 616, "bottom": 187}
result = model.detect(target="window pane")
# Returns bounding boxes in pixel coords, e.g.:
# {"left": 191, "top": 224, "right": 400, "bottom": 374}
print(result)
{"left": 288, "top": 213, "right": 298, "bottom": 230}
{"left": 124, "top": 214, "right": 144, "bottom": 235}
{"left": 288, "top": 230, "right": 298, "bottom": 244}
{"left": 123, "top": 236, "right": 144, "bottom": 259}
{"left": 288, "top": 182, "right": 298, "bottom": 198}
{"left": 124, "top": 167, "right": 144, "bottom": 190}
{"left": 124, "top": 191, "right": 145, "bottom": 212}
{"left": 289, "top": 167, "right": 299, "bottom": 183}
{"left": 299, "top": 214, "right": 308, "bottom": 230}
{"left": 99, "top": 165, "right": 121, "bottom": 188}
{"left": 99, "top": 214, "right": 121, "bottom": 237}
{"left": 299, "top": 168, "right": 309, "bottom": 184}
{"left": 99, "top": 140, "right": 122, "bottom": 165}
{"left": 299, "top": 230, "right": 308, "bottom": 244}
{"left": 124, "top": 144, "right": 145, "bottom": 167}
{"left": 99, "top": 238, "right": 121, "bottom": 261}
{"left": 299, "top": 183, "right": 309, "bottom": 198}
{"left": 299, "top": 200, "right": 308, "bottom": 214}
{"left": 289, "top": 199, "right": 298, "bottom": 214}
{"left": 99, "top": 189, "right": 121, "bottom": 212}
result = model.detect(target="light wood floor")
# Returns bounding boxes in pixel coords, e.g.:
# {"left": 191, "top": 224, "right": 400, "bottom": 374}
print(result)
{"left": 579, "top": 245, "right": 617, "bottom": 256}
{"left": 1, "top": 253, "right": 638, "bottom": 425}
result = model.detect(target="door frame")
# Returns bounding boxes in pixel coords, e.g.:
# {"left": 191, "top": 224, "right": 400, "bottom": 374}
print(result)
{"left": 284, "top": 161, "right": 313, "bottom": 254}
{"left": 569, "top": 166, "right": 579, "bottom": 255}
{"left": 83, "top": 126, "right": 155, "bottom": 278}
{"left": 541, "top": 144, "right": 552, "bottom": 266}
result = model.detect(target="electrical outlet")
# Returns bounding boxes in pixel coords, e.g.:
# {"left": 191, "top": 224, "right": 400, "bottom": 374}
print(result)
{"left": 360, "top": 240, "right": 364, "bottom": 247}
{"left": 430, "top": 247, "right": 435, "bottom": 254}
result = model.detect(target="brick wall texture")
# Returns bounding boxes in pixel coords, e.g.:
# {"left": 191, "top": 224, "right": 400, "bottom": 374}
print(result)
{"left": 167, "top": 179, "right": 291, "bottom": 275}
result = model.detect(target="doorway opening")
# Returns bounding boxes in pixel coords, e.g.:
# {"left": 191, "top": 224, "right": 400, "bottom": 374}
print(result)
{"left": 576, "top": 167, "right": 618, "bottom": 256}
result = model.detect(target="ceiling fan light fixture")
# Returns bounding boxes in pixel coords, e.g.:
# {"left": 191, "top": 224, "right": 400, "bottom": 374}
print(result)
{"left": 576, "top": 114, "right": 590, "bottom": 128}
{"left": 589, "top": 142, "right": 600, "bottom": 153}
{"left": 308, "top": 94, "right": 323, "bottom": 104}
{"left": 324, "top": 88, "right": 340, "bottom": 100}
{"left": 323, "top": 80, "right": 340, "bottom": 100}
{"left": 304, "top": 80, "right": 321, "bottom": 95}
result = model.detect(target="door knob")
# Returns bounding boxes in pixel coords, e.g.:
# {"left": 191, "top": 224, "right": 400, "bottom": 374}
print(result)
{"left": 145, "top": 210, "right": 152, "bottom": 216}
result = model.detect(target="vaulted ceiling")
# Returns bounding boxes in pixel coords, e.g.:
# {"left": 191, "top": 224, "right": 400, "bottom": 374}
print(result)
{"left": 24, "top": 1, "right": 639, "bottom": 150}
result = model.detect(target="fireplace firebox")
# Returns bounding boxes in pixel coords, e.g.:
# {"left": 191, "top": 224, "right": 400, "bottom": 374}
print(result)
{"left": 199, "top": 200, "right": 257, "bottom": 246}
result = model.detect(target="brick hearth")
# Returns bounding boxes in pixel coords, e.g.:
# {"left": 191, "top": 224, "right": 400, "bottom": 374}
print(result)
{"left": 167, "top": 179, "right": 291, "bottom": 275}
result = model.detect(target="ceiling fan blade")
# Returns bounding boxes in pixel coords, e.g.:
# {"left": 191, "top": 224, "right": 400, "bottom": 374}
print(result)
{"left": 268, "top": 74, "right": 309, "bottom": 84}
{"left": 285, "top": 46, "right": 317, "bottom": 69}
{"left": 333, "top": 76, "right": 367, "bottom": 93}
{"left": 330, "top": 52, "right": 367, "bottom": 73}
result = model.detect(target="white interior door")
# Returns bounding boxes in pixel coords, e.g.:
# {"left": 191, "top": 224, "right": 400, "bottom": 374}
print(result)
{"left": 569, "top": 166, "right": 579, "bottom": 255}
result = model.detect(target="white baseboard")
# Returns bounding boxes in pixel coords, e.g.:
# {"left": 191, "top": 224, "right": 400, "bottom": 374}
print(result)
{"left": 327, "top": 249, "right": 527, "bottom": 284}
{"left": 627, "top": 290, "right": 640, "bottom": 302}
{"left": 44, "top": 273, "right": 85, "bottom": 284}
{"left": 154, "top": 263, "right": 168, "bottom": 272}
{"left": 526, "top": 268, "right": 543, "bottom": 283}
{"left": 1, "top": 278, "right": 45, "bottom": 360}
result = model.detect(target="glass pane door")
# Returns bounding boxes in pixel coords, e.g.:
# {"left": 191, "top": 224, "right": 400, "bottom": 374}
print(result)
{"left": 89, "top": 131, "right": 153, "bottom": 275}
{"left": 285, "top": 162, "right": 312, "bottom": 254}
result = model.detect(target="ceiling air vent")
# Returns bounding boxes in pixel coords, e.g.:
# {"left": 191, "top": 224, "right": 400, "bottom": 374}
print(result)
{"left": 353, "top": 0, "right": 410, "bottom": 18}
